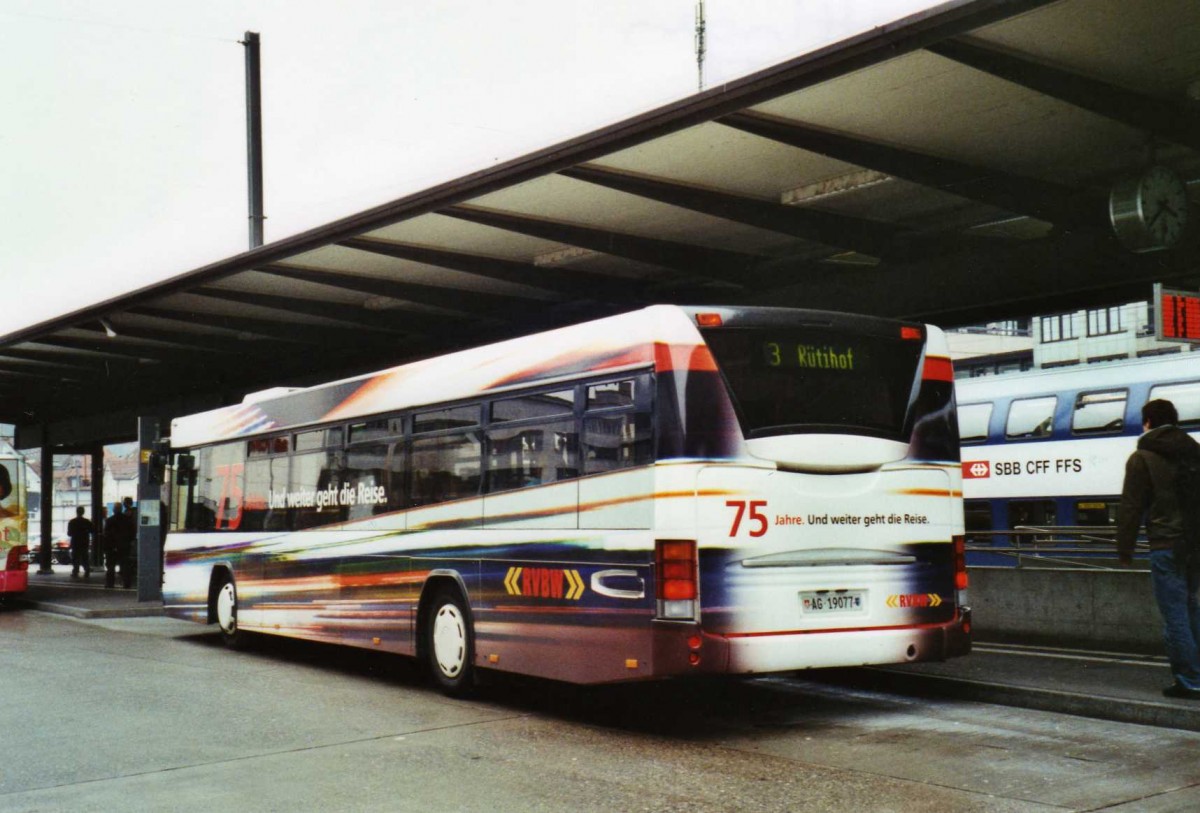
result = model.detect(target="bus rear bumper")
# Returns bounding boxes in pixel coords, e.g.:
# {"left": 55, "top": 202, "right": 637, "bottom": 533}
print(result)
{"left": 0, "top": 570, "right": 28, "bottom": 594}
{"left": 703, "top": 617, "right": 971, "bottom": 675}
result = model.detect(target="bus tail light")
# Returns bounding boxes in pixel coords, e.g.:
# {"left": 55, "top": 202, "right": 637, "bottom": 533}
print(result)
{"left": 953, "top": 534, "right": 969, "bottom": 605}
{"left": 656, "top": 539, "right": 697, "bottom": 620}
{"left": 7, "top": 545, "right": 29, "bottom": 572}
{"left": 922, "top": 356, "right": 954, "bottom": 382}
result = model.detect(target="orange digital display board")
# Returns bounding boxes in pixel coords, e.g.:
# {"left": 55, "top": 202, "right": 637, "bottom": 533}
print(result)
{"left": 1155, "top": 284, "right": 1200, "bottom": 343}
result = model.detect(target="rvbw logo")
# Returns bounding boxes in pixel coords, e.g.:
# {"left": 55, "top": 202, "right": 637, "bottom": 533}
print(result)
{"left": 962, "top": 461, "right": 990, "bottom": 479}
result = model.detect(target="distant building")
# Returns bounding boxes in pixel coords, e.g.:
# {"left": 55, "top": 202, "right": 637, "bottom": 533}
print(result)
{"left": 947, "top": 300, "right": 1195, "bottom": 379}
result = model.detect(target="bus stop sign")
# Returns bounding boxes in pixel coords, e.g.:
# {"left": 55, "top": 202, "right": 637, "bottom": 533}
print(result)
{"left": 1155, "top": 283, "right": 1200, "bottom": 343}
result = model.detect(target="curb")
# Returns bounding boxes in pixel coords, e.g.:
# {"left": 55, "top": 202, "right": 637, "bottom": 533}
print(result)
{"left": 15, "top": 599, "right": 164, "bottom": 620}
{"left": 819, "top": 667, "right": 1200, "bottom": 733}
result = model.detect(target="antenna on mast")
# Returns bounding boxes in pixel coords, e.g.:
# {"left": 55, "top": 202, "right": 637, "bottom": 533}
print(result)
{"left": 695, "top": 0, "right": 706, "bottom": 92}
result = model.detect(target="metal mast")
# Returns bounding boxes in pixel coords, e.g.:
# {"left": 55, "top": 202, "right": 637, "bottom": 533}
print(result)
{"left": 695, "top": 0, "right": 706, "bottom": 92}
{"left": 242, "top": 31, "right": 265, "bottom": 249}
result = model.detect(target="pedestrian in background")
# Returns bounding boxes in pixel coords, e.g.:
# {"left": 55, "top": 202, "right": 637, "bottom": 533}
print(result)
{"left": 67, "top": 506, "right": 93, "bottom": 578}
{"left": 103, "top": 503, "right": 128, "bottom": 589}
{"left": 120, "top": 496, "right": 137, "bottom": 588}
{"left": 1116, "top": 398, "right": 1200, "bottom": 700}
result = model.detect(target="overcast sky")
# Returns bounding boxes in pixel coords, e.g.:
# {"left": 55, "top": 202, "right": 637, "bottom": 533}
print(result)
{"left": 1, "top": 0, "right": 936, "bottom": 337}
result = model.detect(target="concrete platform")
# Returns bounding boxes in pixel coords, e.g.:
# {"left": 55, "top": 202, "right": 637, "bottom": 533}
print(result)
{"left": 12, "top": 566, "right": 161, "bottom": 618}
{"left": 9, "top": 568, "right": 1200, "bottom": 733}
{"left": 816, "top": 641, "right": 1200, "bottom": 733}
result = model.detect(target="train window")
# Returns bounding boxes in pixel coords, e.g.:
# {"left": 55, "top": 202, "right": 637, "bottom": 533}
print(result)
{"left": 1149, "top": 381, "right": 1200, "bottom": 427}
{"left": 1006, "top": 396, "right": 1056, "bottom": 439}
{"left": 958, "top": 403, "right": 993, "bottom": 443}
{"left": 1008, "top": 499, "right": 1056, "bottom": 528}
{"left": 964, "top": 500, "right": 992, "bottom": 543}
{"left": 1076, "top": 500, "right": 1117, "bottom": 526}
{"left": 1072, "top": 390, "right": 1127, "bottom": 435}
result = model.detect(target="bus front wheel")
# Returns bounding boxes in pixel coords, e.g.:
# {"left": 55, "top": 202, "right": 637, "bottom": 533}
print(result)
{"left": 214, "top": 575, "right": 248, "bottom": 650}
{"left": 425, "top": 587, "right": 475, "bottom": 696}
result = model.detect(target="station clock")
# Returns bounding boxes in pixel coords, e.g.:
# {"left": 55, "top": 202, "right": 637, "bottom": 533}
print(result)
{"left": 1109, "top": 164, "right": 1189, "bottom": 252}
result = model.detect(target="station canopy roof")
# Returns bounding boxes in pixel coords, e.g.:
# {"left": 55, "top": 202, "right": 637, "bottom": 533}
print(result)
{"left": 4, "top": 0, "right": 1199, "bottom": 441}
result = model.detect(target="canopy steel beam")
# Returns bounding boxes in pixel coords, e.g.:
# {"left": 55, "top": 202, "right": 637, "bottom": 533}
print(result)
{"left": 339, "top": 237, "right": 636, "bottom": 301}
{"left": 0, "top": 358, "right": 101, "bottom": 379}
{"left": 718, "top": 111, "right": 1106, "bottom": 231}
{"left": 74, "top": 323, "right": 253, "bottom": 356}
{"left": 561, "top": 164, "right": 905, "bottom": 257}
{"left": 191, "top": 287, "right": 423, "bottom": 336}
{"left": 36, "top": 335, "right": 192, "bottom": 364}
{"left": 927, "top": 37, "right": 1200, "bottom": 153}
{"left": 255, "top": 264, "right": 529, "bottom": 320}
{"left": 442, "top": 205, "right": 757, "bottom": 287}
{"left": 130, "top": 306, "right": 374, "bottom": 347}
{"left": 0, "top": 347, "right": 136, "bottom": 371}
{"left": 758, "top": 227, "right": 1200, "bottom": 325}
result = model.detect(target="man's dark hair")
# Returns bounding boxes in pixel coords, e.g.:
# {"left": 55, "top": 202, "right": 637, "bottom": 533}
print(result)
{"left": 1143, "top": 398, "right": 1179, "bottom": 429}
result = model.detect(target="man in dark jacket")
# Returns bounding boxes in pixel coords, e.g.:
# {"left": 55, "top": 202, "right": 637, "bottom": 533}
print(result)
{"left": 67, "top": 506, "right": 93, "bottom": 578}
{"left": 1117, "top": 398, "right": 1200, "bottom": 699}
{"left": 103, "top": 502, "right": 132, "bottom": 589}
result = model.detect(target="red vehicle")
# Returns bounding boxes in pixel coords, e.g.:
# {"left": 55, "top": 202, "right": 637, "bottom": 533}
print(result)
{"left": 0, "top": 457, "right": 30, "bottom": 597}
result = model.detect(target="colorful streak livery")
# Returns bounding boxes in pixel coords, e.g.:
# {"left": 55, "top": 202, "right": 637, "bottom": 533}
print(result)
{"left": 163, "top": 305, "right": 969, "bottom": 692}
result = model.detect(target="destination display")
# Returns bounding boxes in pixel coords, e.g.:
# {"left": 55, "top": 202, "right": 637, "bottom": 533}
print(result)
{"left": 702, "top": 326, "right": 924, "bottom": 439}
{"left": 762, "top": 341, "right": 857, "bottom": 371}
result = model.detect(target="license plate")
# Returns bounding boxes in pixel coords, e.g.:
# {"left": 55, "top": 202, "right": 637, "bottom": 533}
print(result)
{"left": 801, "top": 590, "right": 866, "bottom": 615}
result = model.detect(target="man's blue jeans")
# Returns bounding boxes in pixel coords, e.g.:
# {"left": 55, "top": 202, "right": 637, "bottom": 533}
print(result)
{"left": 1150, "top": 549, "right": 1200, "bottom": 690}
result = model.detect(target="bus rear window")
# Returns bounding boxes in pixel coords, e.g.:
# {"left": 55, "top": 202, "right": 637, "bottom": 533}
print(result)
{"left": 700, "top": 326, "right": 923, "bottom": 439}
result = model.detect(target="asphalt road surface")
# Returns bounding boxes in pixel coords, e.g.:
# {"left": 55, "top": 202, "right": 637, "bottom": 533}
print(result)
{"left": 3, "top": 608, "right": 1199, "bottom": 813}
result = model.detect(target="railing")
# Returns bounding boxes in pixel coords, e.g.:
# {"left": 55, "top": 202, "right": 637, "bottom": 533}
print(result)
{"left": 965, "top": 526, "right": 1147, "bottom": 570}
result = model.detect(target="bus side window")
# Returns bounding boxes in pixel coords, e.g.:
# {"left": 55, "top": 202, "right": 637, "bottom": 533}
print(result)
{"left": 1006, "top": 396, "right": 1056, "bottom": 440}
{"left": 582, "top": 374, "right": 653, "bottom": 475}
{"left": 1149, "top": 381, "right": 1200, "bottom": 428}
{"left": 487, "top": 389, "right": 578, "bottom": 493}
{"left": 958, "top": 403, "right": 993, "bottom": 444}
{"left": 410, "top": 419, "right": 482, "bottom": 508}
{"left": 344, "top": 442, "right": 393, "bottom": 520}
{"left": 242, "top": 455, "right": 289, "bottom": 532}
{"left": 486, "top": 421, "right": 578, "bottom": 493}
{"left": 188, "top": 442, "right": 245, "bottom": 531}
{"left": 290, "top": 448, "right": 347, "bottom": 530}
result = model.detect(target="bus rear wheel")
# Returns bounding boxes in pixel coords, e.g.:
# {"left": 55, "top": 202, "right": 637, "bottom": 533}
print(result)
{"left": 214, "top": 575, "right": 248, "bottom": 650}
{"left": 425, "top": 587, "right": 475, "bottom": 696}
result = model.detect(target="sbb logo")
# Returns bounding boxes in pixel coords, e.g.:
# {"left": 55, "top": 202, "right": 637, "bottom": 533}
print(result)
{"left": 962, "top": 461, "right": 990, "bottom": 479}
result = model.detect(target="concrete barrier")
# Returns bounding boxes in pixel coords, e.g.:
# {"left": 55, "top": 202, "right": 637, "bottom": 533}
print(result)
{"left": 969, "top": 567, "right": 1165, "bottom": 654}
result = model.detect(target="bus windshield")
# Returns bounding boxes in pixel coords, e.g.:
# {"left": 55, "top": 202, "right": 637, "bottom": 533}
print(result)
{"left": 701, "top": 325, "right": 923, "bottom": 440}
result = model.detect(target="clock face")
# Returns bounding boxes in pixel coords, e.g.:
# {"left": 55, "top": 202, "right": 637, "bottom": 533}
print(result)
{"left": 1109, "top": 165, "right": 1190, "bottom": 252}
{"left": 1140, "top": 165, "right": 1188, "bottom": 249}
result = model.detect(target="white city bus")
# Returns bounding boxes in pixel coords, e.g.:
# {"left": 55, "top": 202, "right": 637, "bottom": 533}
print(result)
{"left": 162, "top": 305, "right": 969, "bottom": 693}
